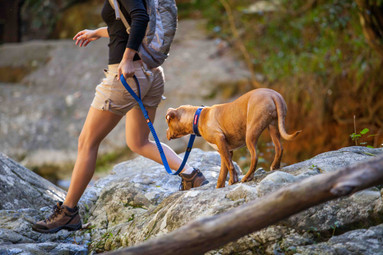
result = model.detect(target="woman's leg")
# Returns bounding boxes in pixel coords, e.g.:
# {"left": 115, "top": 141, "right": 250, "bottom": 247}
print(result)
{"left": 125, "top": 107, "right": 189, "bottom": 171}
{"left": 64, "top": 107, "right": 123, "bottom": 208}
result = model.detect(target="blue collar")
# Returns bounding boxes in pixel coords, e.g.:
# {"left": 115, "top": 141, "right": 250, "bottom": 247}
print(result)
{"left": 192, "top": 107, "right": 204, "bottom": 137}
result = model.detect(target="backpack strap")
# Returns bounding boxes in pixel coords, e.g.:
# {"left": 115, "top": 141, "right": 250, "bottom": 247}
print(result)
{"left": 108, "top": 0, "right": 131, "bottom": 34}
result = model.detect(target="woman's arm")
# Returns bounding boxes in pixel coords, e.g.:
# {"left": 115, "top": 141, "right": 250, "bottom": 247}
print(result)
{"left": 73, "top": 27, "right": 109, "bottom": 47}
{"left": 119, "top": 0, "right": 149, "bottom": 52}
{"left": 118, "top": 0, "right": 149, "bottom": 79}
{"left": 94, "top": 27, "right": 109, "bottom": 38}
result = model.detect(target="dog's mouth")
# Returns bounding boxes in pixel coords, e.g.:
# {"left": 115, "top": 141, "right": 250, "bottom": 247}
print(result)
{"left": 166, "top": 130, "right": 174, "bottom": 140}
{"left": 166, "top": 129, "right": 182, "bottom": 140}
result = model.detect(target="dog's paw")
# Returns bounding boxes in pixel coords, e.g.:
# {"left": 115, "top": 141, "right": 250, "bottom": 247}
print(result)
{"left": 240, "top": 177, "right": 253, "bottom": 183}
{"left": 216, "top": 183, "right": 226, "bottom": 189}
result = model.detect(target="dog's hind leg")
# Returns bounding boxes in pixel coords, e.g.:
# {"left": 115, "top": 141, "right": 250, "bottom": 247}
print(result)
{"left": 241, "top": 125, "right": 264, "bottom": 183}
{"left": 269, "top": 122, "right": 283, "bottom": 170}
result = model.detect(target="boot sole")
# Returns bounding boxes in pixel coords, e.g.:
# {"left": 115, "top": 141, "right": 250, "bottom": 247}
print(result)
{"left": 180, "top": 179, "right": 209, "bottom": 191}
{"left": 201, "top": 180, "right": 209, "bottom": 186}
{"left": 32, "top": 222, "right": 82, "bottom": 234}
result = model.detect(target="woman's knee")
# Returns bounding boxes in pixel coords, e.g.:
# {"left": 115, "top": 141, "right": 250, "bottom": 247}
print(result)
{"left": 78, "top": 131, "right": 101, "bottom": 152}
{"left": 126, "top": 139, "right": 148, "bottom": 155}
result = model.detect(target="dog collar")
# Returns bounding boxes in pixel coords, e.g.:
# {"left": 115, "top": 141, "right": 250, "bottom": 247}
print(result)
{"left": 192, "top": 107, "right": 204, "bottom": 137}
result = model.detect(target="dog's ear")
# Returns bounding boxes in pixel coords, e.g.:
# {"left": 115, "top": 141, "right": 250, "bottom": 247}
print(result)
{"left": 166, "top": 108, "right": 177, "bottom": 122}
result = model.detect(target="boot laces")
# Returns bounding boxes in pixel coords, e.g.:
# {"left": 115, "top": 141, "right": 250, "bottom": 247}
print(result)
{"left": 44, "top": 202, "right": 62, "bottom": 223}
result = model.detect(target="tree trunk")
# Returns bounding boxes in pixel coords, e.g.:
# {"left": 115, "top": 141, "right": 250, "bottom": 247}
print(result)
{"left": 107, "top": 154, "right": 383, "bottom": 255}
{"left": 356, "top": 0, "right": 383, "bottom": 58}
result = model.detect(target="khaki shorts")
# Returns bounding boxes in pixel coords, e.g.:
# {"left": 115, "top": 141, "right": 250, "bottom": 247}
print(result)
{"left": 91, "top": 61, "right": 165, "bottom": 116}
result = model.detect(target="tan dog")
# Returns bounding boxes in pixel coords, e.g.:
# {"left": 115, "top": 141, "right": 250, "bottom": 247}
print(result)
{"left": 166, "top": 88, "right": 301, "bottom": 188}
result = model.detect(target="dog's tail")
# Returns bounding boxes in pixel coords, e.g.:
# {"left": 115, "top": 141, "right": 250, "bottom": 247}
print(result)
{"left": 273, "top": 94, "right": 302, "bottom": 141}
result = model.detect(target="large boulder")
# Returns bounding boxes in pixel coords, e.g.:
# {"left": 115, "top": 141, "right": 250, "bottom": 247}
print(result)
{"left": 0, "top": 153, "right": 88, "bottom": 254}
{"left": 0, "top": 153, "right": 65, "bottom": 210}
{"left": 0, "top": 146, "right": 382, "bottom": 254}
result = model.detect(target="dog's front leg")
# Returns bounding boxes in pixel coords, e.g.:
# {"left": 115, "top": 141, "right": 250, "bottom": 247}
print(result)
{"left": 216, "top": 159, "right": 228, "bottom": 188}
{"left": 216, "top": 136, "right": 239, "bottom": 186}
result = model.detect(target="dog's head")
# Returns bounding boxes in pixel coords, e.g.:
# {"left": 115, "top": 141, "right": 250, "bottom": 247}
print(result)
{"left": 165, "top": 106, "right": 194, "bottom": 140}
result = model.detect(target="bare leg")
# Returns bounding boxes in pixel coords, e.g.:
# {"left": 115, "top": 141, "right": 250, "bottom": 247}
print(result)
{"left": 125, "top": 107, "right": 190, "bottom": 171}
{"left": 64, "top": 107, "right": 122, "bottom": 208}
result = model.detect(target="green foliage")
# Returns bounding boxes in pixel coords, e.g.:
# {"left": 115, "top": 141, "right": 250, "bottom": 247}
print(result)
{"left": 90, "top": 231, "right": 114, "bottom": 252}
{"left": 83, "top": 203, "right": 90, "bottom": 224}
{"left": 307, "top": 226, "right": 321, "bottom": 239}
{"left": 179, "top": 0, "right": 376, "bottom": 84}
{"left": 350, "top": 128, "right": 376, "bottom": 147}
{"left": 350, "top": 128, "right": 369, "bottom": 141}
{"left": 331, "top": 221, "right": 341, "bottom": 236}
{"left": 128, "top": 214, "right": 135, "bottom": 222}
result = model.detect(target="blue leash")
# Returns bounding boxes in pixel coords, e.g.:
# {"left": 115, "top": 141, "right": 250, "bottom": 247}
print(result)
{"left": 120, "top": 74, "right": 196, "bottom": 175}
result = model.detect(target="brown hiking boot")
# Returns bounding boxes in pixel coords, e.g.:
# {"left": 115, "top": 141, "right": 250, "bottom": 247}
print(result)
{"left": 179, "top": 168, "right": 209, "bottom": 191}
{"left": 32, "top": 202, "right": 82, "bottom": 234}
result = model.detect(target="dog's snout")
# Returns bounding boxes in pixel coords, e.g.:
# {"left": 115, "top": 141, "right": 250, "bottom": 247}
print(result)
{"left": 166, "top": 129, "right": 172, "bottom": 140}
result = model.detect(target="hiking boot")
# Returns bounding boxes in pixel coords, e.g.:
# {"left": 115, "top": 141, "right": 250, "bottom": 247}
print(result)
{"left": 179, "top": 168, "right": 209, "bottom": 191}
{"left": 32, "top": 202, "right": 82, "bottom": 234}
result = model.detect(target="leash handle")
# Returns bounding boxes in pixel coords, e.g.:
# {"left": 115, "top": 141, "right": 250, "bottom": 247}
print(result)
{"left": 120, "top": 74, "right": 195, "bottom": 175}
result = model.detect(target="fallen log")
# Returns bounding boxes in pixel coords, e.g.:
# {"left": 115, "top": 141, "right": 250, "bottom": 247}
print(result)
{"left": 107, "top": 154, "right": 383, "bottom": 255}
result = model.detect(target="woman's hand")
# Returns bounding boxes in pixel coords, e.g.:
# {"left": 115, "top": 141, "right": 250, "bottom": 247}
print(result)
{"left": 73, "top": 29, "right": 101, "bottom": 47}
{"left": 118, "top": 59, "right": 135, "bottom": 80}
{"left": 118, "top": 48, "right": 137, "bottom": 80}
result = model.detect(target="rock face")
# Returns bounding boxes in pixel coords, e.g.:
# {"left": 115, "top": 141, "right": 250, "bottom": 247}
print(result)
{"left": 20, "top": 0, "right": 84, "bottom": 41}
{"left": 0, "top": 153, "right": 65, "bottom": 210}
{"left": 0, "top": 146, "right": 382, "bottom": 254}
{"left": 0, "top": 153, "right": 88, "bottom": 254}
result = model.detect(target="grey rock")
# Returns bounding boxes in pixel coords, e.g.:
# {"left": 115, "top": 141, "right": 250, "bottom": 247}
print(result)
{"left": 0, "top": 242, "right": 88, "bottom": 255}
{"left": 296, "top": 224, "right": 383, "bottom": 255}
{"left": 256, "top": 171, "right": 297, "bottom": 196}
{"left": 0, "top": 156, "right": 88, "bottom": 254}
{"left": 1, "top": 146, "right": 383, "bottom": 254}
{"left": 0, "top": 153, "right": 65, "bottom": 210}
{"left": 282, "top": 146, "right": 383, "bottom": 176}
{"left": 285, "top": 188, "right": 382, "bottom": 233}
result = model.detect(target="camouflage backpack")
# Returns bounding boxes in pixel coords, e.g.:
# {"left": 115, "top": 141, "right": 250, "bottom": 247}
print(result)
{"left": 109, "top": 0, "right": 178, "bottom": 69}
